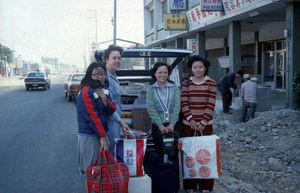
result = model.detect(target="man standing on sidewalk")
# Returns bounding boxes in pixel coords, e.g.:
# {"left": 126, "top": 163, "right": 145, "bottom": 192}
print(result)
{"left": 241, "top": 74, "right": 258, "bottom": 122}
{"left": 217, "top": 70, "right": 244, "bottom": 114}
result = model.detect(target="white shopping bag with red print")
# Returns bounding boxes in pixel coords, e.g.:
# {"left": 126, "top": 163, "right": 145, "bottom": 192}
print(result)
{"left": 178, "top": 135, "right": 221, "bottom": 179}
{"left": 114, "top": 138, "right": 147, "bottom": 176}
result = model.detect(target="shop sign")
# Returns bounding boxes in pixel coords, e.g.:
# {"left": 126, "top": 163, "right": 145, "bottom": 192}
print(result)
{"left": 187, "top": 39, "right": 198, "bottom": 54}
{"left": 222, "top": 0, "right": 264, "bottom": 14}
{"left": 165, "top": 14, "right": 187, "bottom": 31}
{"left": 186, "top": 5, "right": 221, "bottom": 29}
{"left": 169, "top": 0, "right": 186, "bottom": 10}
{"left": 200, "top": 0, "right": 223, "bottom": 11}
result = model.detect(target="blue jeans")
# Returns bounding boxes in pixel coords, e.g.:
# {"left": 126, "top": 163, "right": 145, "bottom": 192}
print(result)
{"left": 242, "top": 99, "right": 257, "bottom": 122}
{"left": 107, "top": 120, "right": 121, "bottom": 156}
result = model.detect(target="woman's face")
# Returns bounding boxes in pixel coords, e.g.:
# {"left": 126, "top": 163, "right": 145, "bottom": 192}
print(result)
{"left": 192, "top": 61, "right": 206, "bottom": 79}
{"left": 106, "top": 50, "right": 121, "bottom": 73}
{"left": 154, "top": 65, "right": 169, "bottom": 84}
{"left": 92, "top": 66, "right": 106, "bottom": 84}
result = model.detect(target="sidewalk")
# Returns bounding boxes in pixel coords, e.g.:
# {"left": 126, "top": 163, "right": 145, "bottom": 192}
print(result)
{"left": 0, "top": 75, "right": 24, "bottom": 86}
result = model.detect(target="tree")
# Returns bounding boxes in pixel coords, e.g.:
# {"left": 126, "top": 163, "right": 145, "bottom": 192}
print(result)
{"left": 0, "top": 43, "right": 13, "bottom": 63}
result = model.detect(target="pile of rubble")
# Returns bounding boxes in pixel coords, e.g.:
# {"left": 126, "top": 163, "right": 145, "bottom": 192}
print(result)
{"left": 212, "top": 109, "right": 300, "bottom": 193}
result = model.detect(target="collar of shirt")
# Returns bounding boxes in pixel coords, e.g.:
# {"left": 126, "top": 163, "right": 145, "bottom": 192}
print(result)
{"left": 107, "top": 70, "right": 118, "bottom": 81}
{"left": 149, "top": 81, "right": 173, "bottom": 88}
{"left": 190, "top": 75, "right": 209, "bottom": 85}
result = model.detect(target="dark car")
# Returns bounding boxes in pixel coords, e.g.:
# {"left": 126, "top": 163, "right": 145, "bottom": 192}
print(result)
{"left": 64, "top": 73, "right": 84, "bottom": 101}
{"left": 24, "top": 71, "right": 51, "bottom": 90}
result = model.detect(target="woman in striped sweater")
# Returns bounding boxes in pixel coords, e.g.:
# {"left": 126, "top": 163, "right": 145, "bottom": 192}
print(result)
{"left": 181, "top": 55, "right": 217, "bottom": 193}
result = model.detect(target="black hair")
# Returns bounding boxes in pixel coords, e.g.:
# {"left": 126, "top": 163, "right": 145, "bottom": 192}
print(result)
{"left": 102, "top": 44, "right": 123, "bottom": 62}
{"left": 150, "top": 62, "right": 173, "bottom": 84}
{"left": 237, "top": 70, "right": 244, "bottom": 77}
{"left": 79, "top": 61, "right": 109, "bottom": 91}
{"left": 187, "top": 55, "right": 211, "bottom": 76}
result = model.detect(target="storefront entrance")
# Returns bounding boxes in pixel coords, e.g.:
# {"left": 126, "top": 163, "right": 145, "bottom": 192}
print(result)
{"left": 264, "top": 41, "right": 286, "bottom": 90}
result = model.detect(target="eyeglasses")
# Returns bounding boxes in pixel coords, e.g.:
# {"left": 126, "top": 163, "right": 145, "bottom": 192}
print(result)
{"left": 92, "top": 72, "right": 106, "bottom": 77}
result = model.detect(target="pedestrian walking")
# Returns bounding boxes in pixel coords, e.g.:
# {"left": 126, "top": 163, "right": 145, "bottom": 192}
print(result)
{"left": 241, "top": 74, "right": 258, "bottom": 122}
{"left": 103, "top": 44, "right": 131, "bottom": 156}
{"left": 217, "top": 70, "right": 244, "bottom": 114}
{"left": 181, "top": 55, "right": 216, "bottom": 193}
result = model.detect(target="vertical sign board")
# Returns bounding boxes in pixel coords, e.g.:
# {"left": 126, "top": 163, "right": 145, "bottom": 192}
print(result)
{"left": 200, "top": 0, "right": 223, "bottom": 11}
{"left": 165, "top": 14, "right": 187, "bottom": 31}
{"left": 187, "top": 39, "right": 198, "bottom": 55}
{"left": 222, "top": 0, "right": 264, "bottom": 14}
{"left": 169, "top": 0, "right": 186, "bottom": 10}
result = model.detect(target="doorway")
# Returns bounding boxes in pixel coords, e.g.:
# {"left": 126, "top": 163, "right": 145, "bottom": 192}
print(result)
{"left": 264, "top": 41, "right": 286, "bottom": 90}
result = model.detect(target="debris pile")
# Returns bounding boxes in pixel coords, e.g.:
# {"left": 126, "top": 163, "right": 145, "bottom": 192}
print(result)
{"left": 213, "top": 109, "right": 300, "bottom": 193}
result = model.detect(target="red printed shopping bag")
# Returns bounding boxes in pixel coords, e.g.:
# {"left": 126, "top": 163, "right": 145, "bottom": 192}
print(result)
{"left": 178, "top": 135, "right": 221, "bottom": 179}
{"left": 114, "top": 138, "right": 147, "bottom": 176}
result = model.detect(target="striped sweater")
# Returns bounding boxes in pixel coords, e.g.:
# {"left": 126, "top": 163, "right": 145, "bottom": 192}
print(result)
{"left": 181, "top": 76, "right": 217, "bottom": 127}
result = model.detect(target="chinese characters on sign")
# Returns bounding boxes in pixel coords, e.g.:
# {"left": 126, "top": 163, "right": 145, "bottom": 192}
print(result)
{"left": 165, "top": 14, "right": 187, "bottom": 31}
{"left": 187, "top": 39, "right": 198, "bottom": 54}
{"left": 169, "top": 0, "right": 186, "bottom": 10}
{"left": 200, "top": 0, "right": 223, "bottom": 11}
{"left": 222, "top": 0, "right": 264, "bottom": 14}
{"left": 186, "top": 5, "right": 221, "bottom": 29}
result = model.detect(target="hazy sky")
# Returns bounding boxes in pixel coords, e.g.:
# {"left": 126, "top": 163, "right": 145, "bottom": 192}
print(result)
{"left": 0, "top": 0, "right": 144, "bottom": 65}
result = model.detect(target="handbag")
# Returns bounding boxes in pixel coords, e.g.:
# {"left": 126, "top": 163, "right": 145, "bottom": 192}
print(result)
{"left": 86, "top": 149, "right": 130, "bottom": 193}
{"left": 178, "top": 134, "right": 221, "bottom": 179}
{"left": 115, "top": 138, "right": 147, "bottom": 176}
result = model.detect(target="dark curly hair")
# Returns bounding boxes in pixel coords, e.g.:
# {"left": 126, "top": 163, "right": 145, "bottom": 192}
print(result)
{"left": 79, "top": 61, "right": 109, "bottom": 91}
{"left": 150, "top": 62, "right": 173, "bottom": 84}
{"left": 187, "top": 55, "right": 211, "bottom": 76}
{"left": 102, "top": 44, "right": 123, "bottom": 62}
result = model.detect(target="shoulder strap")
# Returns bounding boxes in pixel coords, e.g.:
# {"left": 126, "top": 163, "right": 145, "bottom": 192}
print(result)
{"left": 187, "top": 79, "right": 190, "bottom": 89}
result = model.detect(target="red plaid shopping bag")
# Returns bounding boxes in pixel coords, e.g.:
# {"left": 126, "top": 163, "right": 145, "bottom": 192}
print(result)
{"left": 86, "top": 149, "right": 130, "bottom": 193}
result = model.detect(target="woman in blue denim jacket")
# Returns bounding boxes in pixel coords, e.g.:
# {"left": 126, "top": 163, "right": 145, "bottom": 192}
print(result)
{"left": 103, "top": 45, "right": 131, "bottom": 155}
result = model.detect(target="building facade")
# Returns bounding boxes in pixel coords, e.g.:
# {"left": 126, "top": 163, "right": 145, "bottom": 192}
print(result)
{"left": 144, "top": 0, "right": 300, "bottom": 109}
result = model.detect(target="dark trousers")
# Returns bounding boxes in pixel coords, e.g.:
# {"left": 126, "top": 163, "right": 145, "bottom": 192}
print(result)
{"left": 221, "top": 89, "right": 232, "bottom": 112}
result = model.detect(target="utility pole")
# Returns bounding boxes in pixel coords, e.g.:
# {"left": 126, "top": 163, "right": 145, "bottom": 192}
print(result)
{"left": 113, "top": 0, "right": 117, "bottom": 45}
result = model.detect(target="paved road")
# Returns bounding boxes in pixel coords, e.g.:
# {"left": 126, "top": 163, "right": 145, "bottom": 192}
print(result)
{"left": 0, "top": 75, "right": 85, "bottom": 193}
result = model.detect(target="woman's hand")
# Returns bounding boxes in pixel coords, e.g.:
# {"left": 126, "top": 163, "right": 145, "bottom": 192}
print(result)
{"left": 100, "top": 136, "right": 108, "bottom": 151}
{"left": 197, "top": 124, "right": 205, "bottom": 132}
{"left": 95, "top": 88, "right": 107, "bottom": 105}
{"left": 119, "top": 120, "right": 131, "bottom": 135}
{"left": 160, "top": 126, "right": 168, "bottom": 134}
{"left": 166, "top": 125, "right": 174, "bottom": 133}
{"left": 189, "top": 120, "right": 197, "bottom": 130}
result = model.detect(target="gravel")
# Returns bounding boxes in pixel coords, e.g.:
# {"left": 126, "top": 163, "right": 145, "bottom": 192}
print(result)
{"left": 212, "top": 109, "right": 300, "bottom": 193}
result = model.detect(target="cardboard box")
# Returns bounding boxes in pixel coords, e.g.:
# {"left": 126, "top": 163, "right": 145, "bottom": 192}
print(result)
{"left": 131, "top": 109, "right": 152, "bottom": 132}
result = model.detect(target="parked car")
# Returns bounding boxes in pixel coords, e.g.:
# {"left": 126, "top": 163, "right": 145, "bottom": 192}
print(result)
{"left": 64, "top": 73, "right": 84, "bottom": 101}
{"left": 24, "top": 71, "right": 51, "bottom": 90}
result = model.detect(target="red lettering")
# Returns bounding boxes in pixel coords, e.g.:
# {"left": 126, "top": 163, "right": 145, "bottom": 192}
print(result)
{"left": 195, "top": 8, "right": 201, "bottom": 20}
{"left": 191, "top": 11, "right": 197, "bottom": 22}
{"left": 230, "top": 0, "right": 235, "bottom": 10}
{"left": 224, "top": 1, "right": 230, "bottom": 12}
